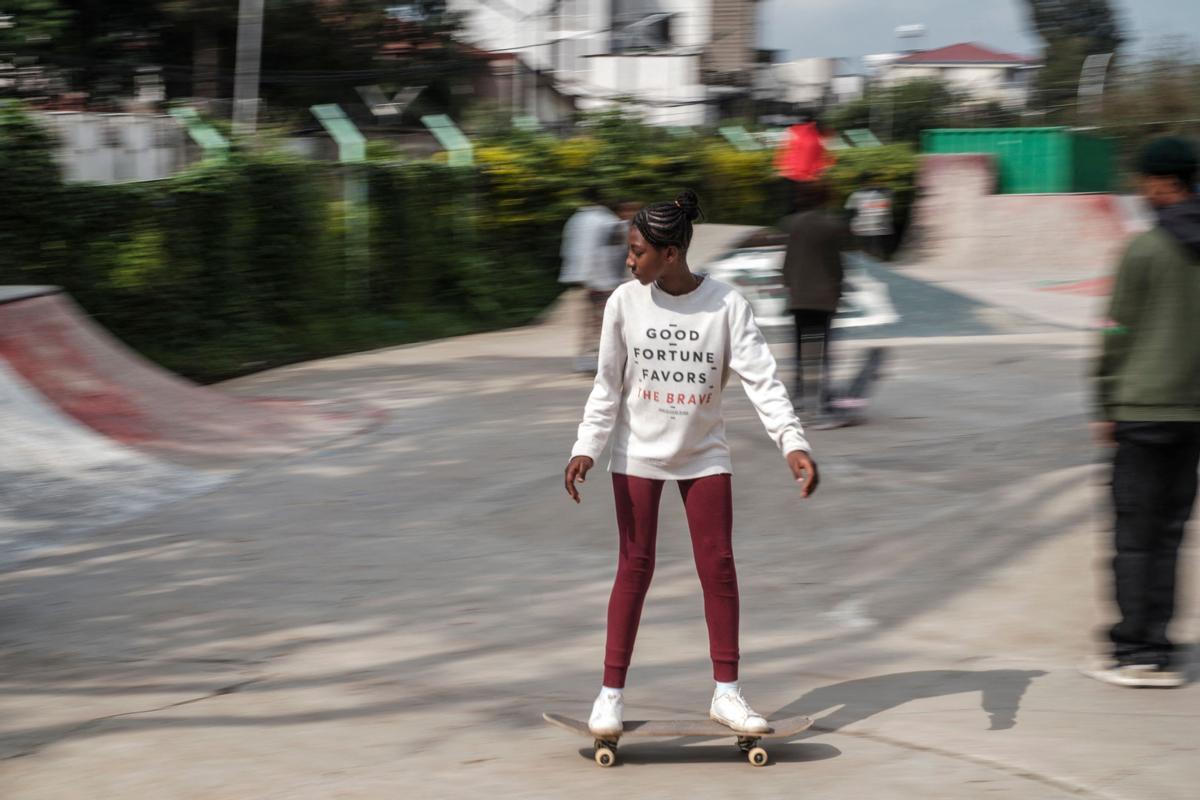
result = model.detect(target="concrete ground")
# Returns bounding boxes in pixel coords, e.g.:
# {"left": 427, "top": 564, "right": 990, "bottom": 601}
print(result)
{"left": 2, "top": 276, "right": 1198, "bottom": 799}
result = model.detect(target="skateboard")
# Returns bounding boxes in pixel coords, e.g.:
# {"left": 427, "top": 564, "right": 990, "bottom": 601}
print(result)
{"left": 542, "top": 712, "right": 814, "bottom": 767}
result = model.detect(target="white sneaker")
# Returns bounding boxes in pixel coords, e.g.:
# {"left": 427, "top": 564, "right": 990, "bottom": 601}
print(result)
{"left": 1081, "top": 660, "right": 1186, "bottom": 688}
{"left": 709, "top": 688, "right": 770, "bottom": 733}
{"left": 588, "top": 690, "right": 624, "bottom": 737}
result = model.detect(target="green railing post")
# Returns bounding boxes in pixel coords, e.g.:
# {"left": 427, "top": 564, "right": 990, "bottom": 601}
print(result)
{"left": 311, "top": 104, "right": 369, "bottom": 301}
{"left": 421, "top": 114, "right": 474, "bottom": 168}
{"left": 168, "top": 106, "right": 230, "bottom": 161}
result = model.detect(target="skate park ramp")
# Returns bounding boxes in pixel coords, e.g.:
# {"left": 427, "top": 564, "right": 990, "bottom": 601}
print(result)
{"left": 0, "top": 358, "right": 227, "bottom": 554}
{"left": 0, "top": 287, "right": 380, "bottom": 466}
{"left": 899, "top": 153, "right": 1152, "bottom": 329}
{"left": 0, "top": 285, "right": 381, "bottom": 553}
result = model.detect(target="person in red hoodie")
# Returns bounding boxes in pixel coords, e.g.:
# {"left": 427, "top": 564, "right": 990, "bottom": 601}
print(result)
{"left": 776, "top": 117, "right": 835, "bottom": 212}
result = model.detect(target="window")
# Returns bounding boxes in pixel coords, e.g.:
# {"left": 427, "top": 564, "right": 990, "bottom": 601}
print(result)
{"left": 611, "top": 0, "right": 673, "bottom": 53}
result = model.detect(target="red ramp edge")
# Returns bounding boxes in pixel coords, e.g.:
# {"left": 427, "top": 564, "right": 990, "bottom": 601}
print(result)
{"left": 0, "top": 290, "right": 385, "bottom": 465}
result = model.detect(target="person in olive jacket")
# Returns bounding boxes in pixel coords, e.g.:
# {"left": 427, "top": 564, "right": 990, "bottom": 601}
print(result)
{"left": 1088, "top": 136, "right": 1200, "bottom": 689}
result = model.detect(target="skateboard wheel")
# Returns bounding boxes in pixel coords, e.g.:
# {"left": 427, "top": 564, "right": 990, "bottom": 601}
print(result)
{"left": 748, "top": 747, "right": 768, "bottom": 767}
{"left": 594, "top": 746, "right": 616, "bottom": 768}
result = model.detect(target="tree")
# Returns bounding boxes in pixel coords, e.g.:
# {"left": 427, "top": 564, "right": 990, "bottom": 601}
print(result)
{"left": 160, "top": 1, "right": 238, "bottom": 99}
{"left": 1100, "top": 43, "right": 1200, "bottom": 172}
{"left": 49, "top": 1, "right": 174, "bottom": 101}
{"left": 0, "top": 0, "right": 73, "bottom": 98}
{"left": 0, "top": 0, "right": 72, "bottom": 55}
{"left": 15, "top": 1, "right": 480, "bottom": 115}
{"left": 0, "top": 102, "right": 65, "bottom": 279}
{"left": 831, "top": 80, "right": 960, "bottom": 144}
{"left": 888, "top": 79, "right": 961, "bottom": 143}
{"left": 243, "top": 1, "right": 483, "bottom": 119}
{"left": 1024, "top": 0, "right": 1124, "bottom": 115}
{"left": 830, "top": 78, "right": 1027, "bottom": 144}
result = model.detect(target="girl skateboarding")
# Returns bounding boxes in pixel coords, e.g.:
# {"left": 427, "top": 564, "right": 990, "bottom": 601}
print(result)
{"left": 564, "top": 189, "right": 819, "bottom": 736}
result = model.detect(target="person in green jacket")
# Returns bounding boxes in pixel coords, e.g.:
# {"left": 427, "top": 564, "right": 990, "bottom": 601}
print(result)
{"left": 1087, "top": 136, "right": 1200, "bottom": 688}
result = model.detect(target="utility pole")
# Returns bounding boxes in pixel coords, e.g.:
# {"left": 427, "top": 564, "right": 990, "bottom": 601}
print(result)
{"left": 232, "top": 0, "right": 266, "bottom": 136}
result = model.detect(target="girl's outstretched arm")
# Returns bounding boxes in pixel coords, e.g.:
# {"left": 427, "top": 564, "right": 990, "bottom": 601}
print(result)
{"left": 727, "top": 294, "right": 819, "bottom": 498}
{"left": 565, "top": 294, "right": 627, "bottom": 502}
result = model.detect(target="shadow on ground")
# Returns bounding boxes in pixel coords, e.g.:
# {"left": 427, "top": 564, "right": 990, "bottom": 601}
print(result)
{"left": 781, "top": 669, "right": 1048, "bottom": 734}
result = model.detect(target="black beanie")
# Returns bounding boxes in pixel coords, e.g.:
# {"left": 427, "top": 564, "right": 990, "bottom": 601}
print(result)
{"left": 1137, "top": 136, "right": 1199, "bottom": 186}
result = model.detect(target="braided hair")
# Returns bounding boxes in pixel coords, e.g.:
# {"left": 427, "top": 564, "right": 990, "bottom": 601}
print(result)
{"left": 633, "top": 189, "right": 703, "bottom": 253}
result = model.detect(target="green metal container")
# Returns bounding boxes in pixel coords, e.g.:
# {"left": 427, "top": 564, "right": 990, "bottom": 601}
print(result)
{"left": 921, "top": 127, "right": 1114, "bottom": 194}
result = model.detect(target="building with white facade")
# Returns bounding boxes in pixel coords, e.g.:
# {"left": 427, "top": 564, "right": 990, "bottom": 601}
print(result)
{"left": 447, "top": 0, "right": 761, "bottom": 126}
{"left": 876, "top": 42, "right": 1040, "bottom": 108}
{"left": 754, "top": 57, "right": 863, "bottom": 107}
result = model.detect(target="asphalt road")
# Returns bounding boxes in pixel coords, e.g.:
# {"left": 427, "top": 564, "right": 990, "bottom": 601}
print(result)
{"left": 1, "top": 277, "right": 1196, "bottom": 799}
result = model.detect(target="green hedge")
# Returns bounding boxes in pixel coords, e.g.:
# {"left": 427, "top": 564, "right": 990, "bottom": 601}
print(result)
{"left": 0, "top": 103, "right": 918, "bottom": 381}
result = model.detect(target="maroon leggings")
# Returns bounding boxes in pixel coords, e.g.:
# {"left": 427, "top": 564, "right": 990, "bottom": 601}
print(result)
{"left": 604, "top": 472, "right": 739, "bottom": 688}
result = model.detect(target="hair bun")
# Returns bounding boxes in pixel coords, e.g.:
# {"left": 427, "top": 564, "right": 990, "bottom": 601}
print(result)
{"left": 674, "top": 189, "right": 702, "bottom": 222}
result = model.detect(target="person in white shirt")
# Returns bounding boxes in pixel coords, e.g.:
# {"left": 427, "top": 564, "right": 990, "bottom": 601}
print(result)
{"left": 844, "top": 172, "right": 894, "bottom": 260}
{"left": 559, "top": 188, "right": 626, "bottom": 372}
{"left": 563, "top": 189, "right": 820, "bottom": 737}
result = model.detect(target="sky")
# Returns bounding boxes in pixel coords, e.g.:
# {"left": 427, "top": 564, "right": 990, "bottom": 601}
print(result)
{"left": 759, "top": 0, "right": 1200, "bottom": 64}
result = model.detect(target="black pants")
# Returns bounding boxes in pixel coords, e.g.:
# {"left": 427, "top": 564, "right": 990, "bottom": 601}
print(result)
{"left": 1109, "top": 421, "right": 1200, "bottom": 666}
{"left": 858, "top": 234, "right": 890, "bottom": 261}
{"left": 792, "top": 309, "right": 833, "bottom": 414}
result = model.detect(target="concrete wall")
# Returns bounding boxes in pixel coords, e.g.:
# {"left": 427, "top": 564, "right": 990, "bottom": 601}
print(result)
{"left": 585, "top": 52, "right": 707, "bottom": 125}
{"left": 758, "top": 58, "right": 837, "bottom": 105}
{"left": 35, "top": 112, "right": 195, "bottom": 184}
{"left": 831, "top": 74, "right": 866, "bottom": 103}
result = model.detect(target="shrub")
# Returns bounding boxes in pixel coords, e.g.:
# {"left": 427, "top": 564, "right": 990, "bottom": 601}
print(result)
{"left": 2, "top": 101, "right": 918, "bottom": 380}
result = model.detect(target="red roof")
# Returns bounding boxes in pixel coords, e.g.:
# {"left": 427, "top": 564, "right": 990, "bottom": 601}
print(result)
{"left": 896, "top": 42, "right": 1034, "bottom": 65}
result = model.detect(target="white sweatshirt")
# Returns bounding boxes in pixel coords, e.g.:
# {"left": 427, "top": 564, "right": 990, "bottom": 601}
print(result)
{"left": 571, "top": 276, "right": 811, "bottom": 480}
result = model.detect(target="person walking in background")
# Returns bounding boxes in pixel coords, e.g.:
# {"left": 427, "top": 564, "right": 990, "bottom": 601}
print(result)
{"left": 563, "top": 190, "right": 819, "bottom": 738}
{"left": 1088, "top": 136, "right": 1200, "bottom": 689}
{"left": 559, "top": 188, "right": 623, "bottom": 372}
{"left": 780, "top": 181, "right": 847, "bottom": 424}
{"left": 776, "top": 115, "right": 835, "bottom": 214}
{"left": 844, "top": 172, "right": 894, "bottom": 260}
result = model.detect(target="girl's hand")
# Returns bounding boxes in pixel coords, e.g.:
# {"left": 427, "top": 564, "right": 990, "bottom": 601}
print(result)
{"left": 787, "top": 450, "right": 820, "bottom": 498}
{"left": 564, "top": 456, "right": 594, "bottom": 504}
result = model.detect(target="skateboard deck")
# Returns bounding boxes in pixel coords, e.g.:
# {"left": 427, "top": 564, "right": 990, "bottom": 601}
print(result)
{"left": 542, "top": 712, "right": 813, "bottom": 767}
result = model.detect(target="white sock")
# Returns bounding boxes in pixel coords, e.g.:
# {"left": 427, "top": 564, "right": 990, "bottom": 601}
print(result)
{"left": 600, "top": 685, "right": 624, "bottom": 699}
{"left": 714, "top": 680, "right": 740, "bottom": 696}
